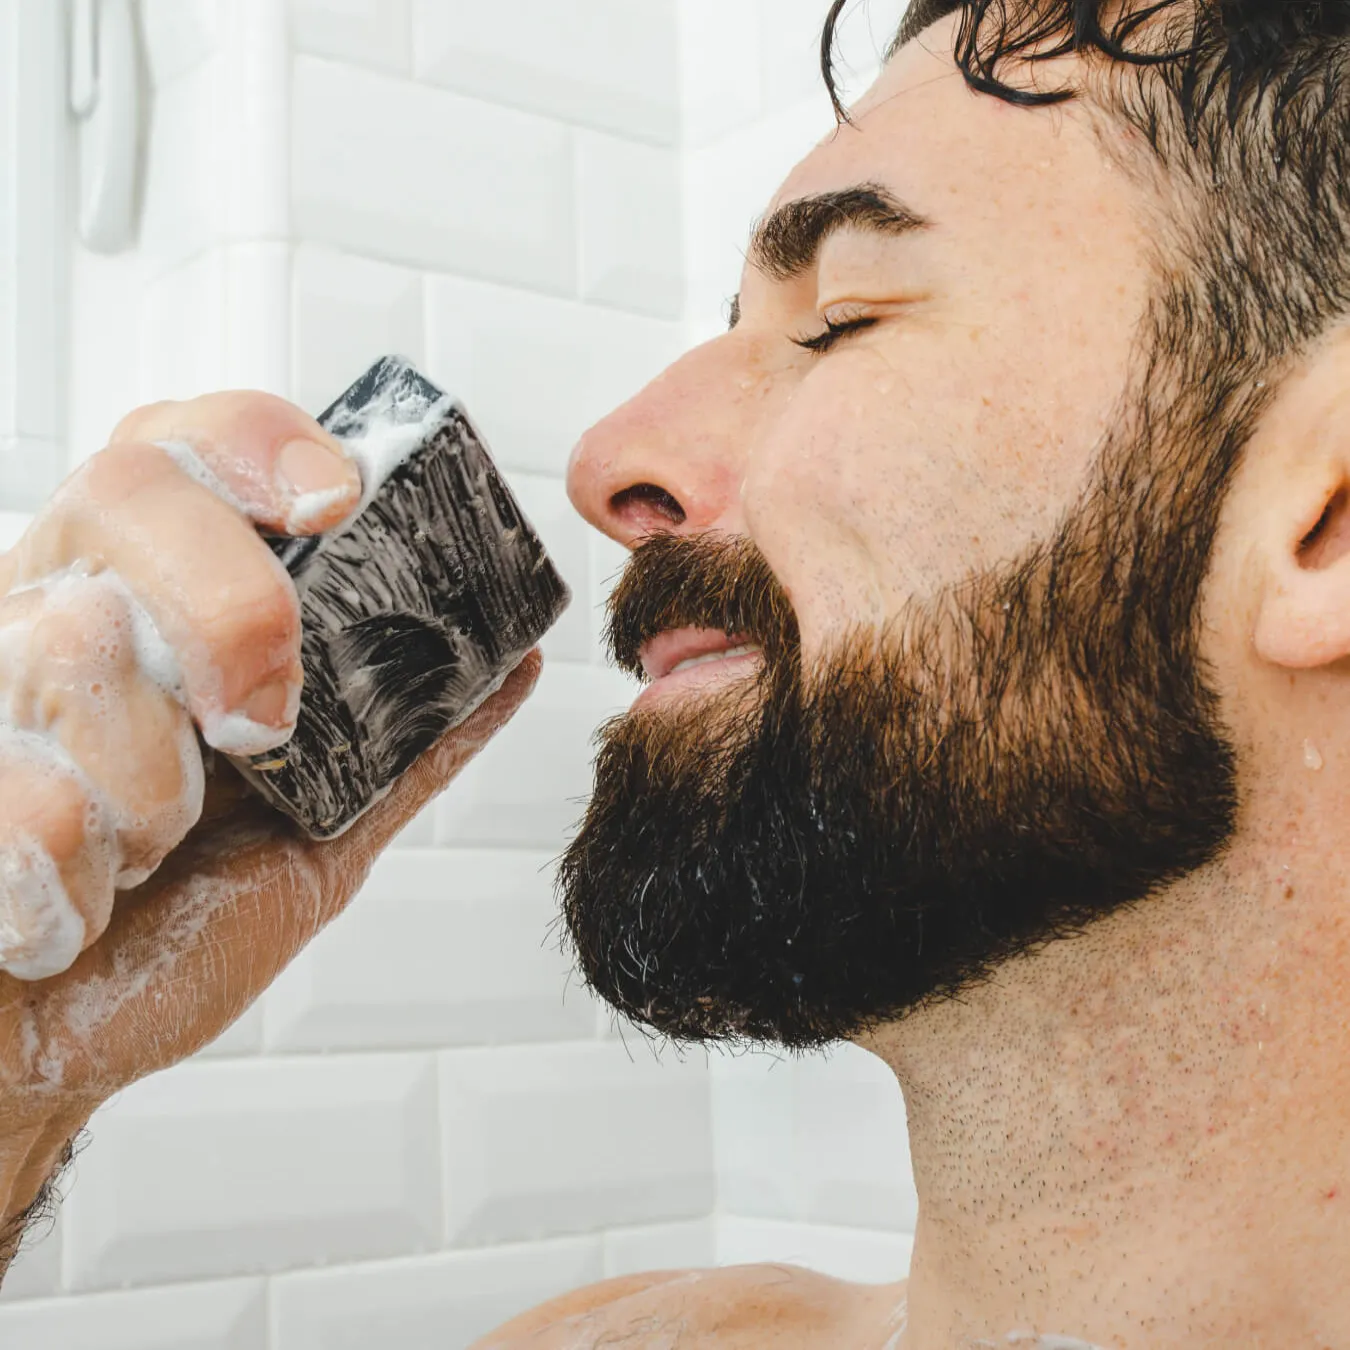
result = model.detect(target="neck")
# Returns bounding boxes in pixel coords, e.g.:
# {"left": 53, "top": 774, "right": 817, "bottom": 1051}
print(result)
{"left": 856, "top": 834, "right": 1350, "bottom": 1349}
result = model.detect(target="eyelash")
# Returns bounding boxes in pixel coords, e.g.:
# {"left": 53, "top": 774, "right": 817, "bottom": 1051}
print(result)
{"left": 792, "top": 315, "right": 878, "bottom": 354}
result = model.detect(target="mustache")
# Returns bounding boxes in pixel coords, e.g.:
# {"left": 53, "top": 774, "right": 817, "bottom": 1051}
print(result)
{"left": 604, "top": 533, "right": 801, "bottom": 679}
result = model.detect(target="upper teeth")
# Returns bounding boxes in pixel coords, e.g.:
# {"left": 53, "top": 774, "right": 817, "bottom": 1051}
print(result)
{"left": 669, "top": 643, "right": 761, "bottom": 676}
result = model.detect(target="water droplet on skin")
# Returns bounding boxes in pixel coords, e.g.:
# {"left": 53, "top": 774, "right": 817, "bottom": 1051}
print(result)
{"left": 1304, "top": 739, "right": 1324, "bottom": 771}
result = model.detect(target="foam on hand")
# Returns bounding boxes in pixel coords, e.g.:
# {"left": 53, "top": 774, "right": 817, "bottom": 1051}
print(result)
{"left": 0, "top": 828, "right": 86, "bottom": 981}
{"left": 0, "top": 569, "right": 207, "bottom": 981}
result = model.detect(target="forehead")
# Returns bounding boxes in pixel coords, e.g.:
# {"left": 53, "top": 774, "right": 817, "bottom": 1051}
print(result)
{"left": 764, "top": 16, "right": 1145, "bottom": 269}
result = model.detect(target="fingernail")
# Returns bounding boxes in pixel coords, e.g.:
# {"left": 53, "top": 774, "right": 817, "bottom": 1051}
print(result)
{"left": 201, "top": 681, "right": 299, "bottom": 756}
{"left": 242, "top": 679, "right": 296, "bottom": 729}
{"left": 277, "top": 437, "right": 361, "bottom": 500}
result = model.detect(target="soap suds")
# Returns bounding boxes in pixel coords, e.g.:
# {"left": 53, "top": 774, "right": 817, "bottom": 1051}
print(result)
{"left": 286, "top": 483, "right": 353, "bottom": 535}
{"left": 0, "top": 568, "right": 210, "bottom": 976}
{"left": 321, "top": 369, "right": 454, "bottom": 517}
{"left": 0, "top": 829, "right": 86, "bottom": 981}
{"left": 200, "top": 705, "right": 296, "bottom": 758}
{"left": 154, "top": 439, "right": 251, "bottom": 519}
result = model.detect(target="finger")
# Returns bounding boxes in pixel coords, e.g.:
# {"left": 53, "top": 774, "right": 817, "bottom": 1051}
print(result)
{"left": 110, "top": 391, "right": 361, "bottom": 537}
{"left": 0, "top": 742, "right": 118, "bottom": 980}
{"left": 13, "top": 652, "right": 544, "bottom": 1082}
{"left": 9, "top": 444, "right": 304, "bottom": 755}
{"left": 14, "top": 575, "right": 206, "bottom": 886}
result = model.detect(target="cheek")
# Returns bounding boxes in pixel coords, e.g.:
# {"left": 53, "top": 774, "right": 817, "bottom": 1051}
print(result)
{"left": 741, "top": 341, "right": 1102, "bottom": 657}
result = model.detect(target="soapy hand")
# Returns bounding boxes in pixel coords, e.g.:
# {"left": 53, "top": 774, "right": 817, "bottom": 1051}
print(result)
{"left": 0, "top": 392, "right": 541, "bottom": 1134}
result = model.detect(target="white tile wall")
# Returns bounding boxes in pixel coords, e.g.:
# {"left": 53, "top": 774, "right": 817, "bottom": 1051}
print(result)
{"left": 412, "top": 0, "right": 681, "bottom": 145}
{"left": 602, "top": 1218, "right": 718, "bottom": 1279}
{"left": 141, "top": 243, "right": 293, "bottom": 401}
{"left": 509, "top": 474, "right": 596, "bottom": 665}
{"left": 423, "top": 273, "right": 685, "bottom": 476}
{"left": 1, "top": 0, "right": 69, "bottom": 507}
{"left": 0, "top": 2, "right": 923, "bottom": 1344}
{"left": 712, "top": 1046, "right": 916, "bottom": 1231}
{"left": 291, "top": 244, "right": 425, "bottom": 416}
{"left": 139, "top": 0, "right": 221, "bottom": 90}
{"left": 62, "top": 1056, "right": 443, "bottom": 1289}
{"left": 271, "top": 1239, "right": 603, "bottom": 1350}
{"left": 288, "top": 0, "right": 412, "bottom": 76}
{"left": 262, "top": 849, "right": 599, "bottom": 1051}
{"left": 434, "top": 660, "right": 636, "bottom": 853}
{"left": 0, "top": 1211, "right": 62, "bottom": 1303}
{"left": 576, "top": 132, "right": 684, "bottom": 319}
{"left": 291, "top": 57, "right": 576, "bottom": 293}
{"left": 0, "top": 1278, "right": 268, "bottom": 1350}
{"left": 439, "top": 1041, "right": 714, "bottom": 1245}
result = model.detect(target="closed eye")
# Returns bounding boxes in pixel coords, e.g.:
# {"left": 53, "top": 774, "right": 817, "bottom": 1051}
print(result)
{"left": 792, "top": 315, "right": 878, "bottom": 354}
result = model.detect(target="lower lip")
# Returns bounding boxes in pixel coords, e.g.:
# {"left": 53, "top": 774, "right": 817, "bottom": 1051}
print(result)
{"left": 632, "top": 650, "right": 764, "bottom": 711}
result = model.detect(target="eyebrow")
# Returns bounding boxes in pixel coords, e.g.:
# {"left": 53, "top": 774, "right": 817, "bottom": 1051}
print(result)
{"left": 728, "top": 183, "right": 930, "bottom": 329}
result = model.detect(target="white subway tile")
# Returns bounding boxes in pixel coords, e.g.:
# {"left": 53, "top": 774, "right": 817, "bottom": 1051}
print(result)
{"left": 715, "top": 1217, "right": 912, "bottom": 1286}
{"left": 425, "top": 276, "right": 685, "bottom": 477}
{"left": 793, "top": 1045, "right": 916, "bottom": 1232}
{"left": 679, "top": 0, "right": 762, "bottom": 147}
{"left": 412, "top": 0, "right": 680, "bottom": 145}
{"left": 603, "top": 1219, "right": 717, "bottom": 1279}
{"left": 291, "top": 245, "right": 424, "bottom": 417}
{"left": 827, "top": 0, "right": 909, "bottom": 98}
{"left": 434, "top": 659, "right": 634, "bottom": 852}
{"left": 138, "top": 0, "right": 220, "bottom": 90}
{"left": 761, "top": 0, "right": 907, "bottom": 118}
{"left": 0, "top": 1278, "right": 266, "bottom": 1349}
{"left": 140, "top": 244, "right": 291, "bottom": 404}
{"left": 292, "top": 58, "right": 575, "bottom": 294}
{"left": 263, "top": 849, "right": 598, "bottom": 1052}
{"left": 683, "top": 94, "right": 835, "bottom": 330}
{"left": 756, "top": 0, "right": 835, "bottom": 112}
{"left": 139, "top": 62, "right": 221, "bottom": 271}
{"left": 289, "top": 0, "right": 411, "bottom": 76}
{"left": 590, "top": 531, "right": 632, "bottom": 669}
{"left": 193, "top": 998, "right": 265, "bottom": 1060}
{"left": 577, "top": 133, "right": 683, "bottom": 319}
{"left": 271, "top": 1238, "right": 603, "bottom": 1350}
{"left": 439, "top": 1041, "right": 714, "bottom": 1245}
{"left": 0, "top": 436, "right": 65, "bottom": 512}
{"left": 62, "top": 1055, "right": 442, "bottom": 1290}
{"left": 710, "top": 1052, "right": 799, "bottom": 1220}
{"left": 0, "top": 1211, "right": 62, "bottom": 1302}
{"left": 509, "top": 474, "right": 592, "bottom": 665}
{"left": 711, "top": 1046, "right": 916, "bottom": 1232}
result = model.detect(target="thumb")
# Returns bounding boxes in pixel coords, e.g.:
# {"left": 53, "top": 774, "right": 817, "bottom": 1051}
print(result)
{"left": 324, "top": 648, "right": 544, "bottom": 870}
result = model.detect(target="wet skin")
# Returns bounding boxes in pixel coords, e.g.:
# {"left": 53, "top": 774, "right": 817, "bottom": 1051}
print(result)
{"left": 5, "top": 5, "right": 1350, "bottom": 1346}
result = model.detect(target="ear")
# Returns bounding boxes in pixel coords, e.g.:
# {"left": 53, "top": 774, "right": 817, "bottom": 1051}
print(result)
{"left": 1252, "top": 345, "right": 1350, "bottom": 670}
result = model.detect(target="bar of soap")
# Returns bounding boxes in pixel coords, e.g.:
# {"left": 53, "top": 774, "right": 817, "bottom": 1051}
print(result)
{"left": 230, "top": 356, "right": 571, "bottom": 839}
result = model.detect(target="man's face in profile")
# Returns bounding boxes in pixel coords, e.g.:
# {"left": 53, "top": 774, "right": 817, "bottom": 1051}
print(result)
{"left": 558, "top": 13, "right": 1250, "bottom": 1048}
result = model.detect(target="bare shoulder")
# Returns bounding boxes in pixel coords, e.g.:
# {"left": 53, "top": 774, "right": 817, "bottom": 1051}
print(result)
{"left": 469, "top": 1263, "right": 909, "bottom": 1350}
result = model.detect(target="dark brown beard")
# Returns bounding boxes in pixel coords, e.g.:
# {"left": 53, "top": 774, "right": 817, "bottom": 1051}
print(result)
{"left": 557, "top": 290, "right": 1261, "bottom": 1048}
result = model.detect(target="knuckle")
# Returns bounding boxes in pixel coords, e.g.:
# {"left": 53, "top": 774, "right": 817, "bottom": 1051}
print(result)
{"left": 109, "top": 398, "right": 177, "bottom": 445}
{"left": 69, "top": 441, "right": 173, "bottom": 508}
{"left": 201, "top": 566, "right": 302, "bottom": 668}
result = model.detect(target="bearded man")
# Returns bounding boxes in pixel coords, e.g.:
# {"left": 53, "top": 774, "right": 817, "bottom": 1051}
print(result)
{"left": 0, "top": 1, "right": 1347, "bottom": 1346}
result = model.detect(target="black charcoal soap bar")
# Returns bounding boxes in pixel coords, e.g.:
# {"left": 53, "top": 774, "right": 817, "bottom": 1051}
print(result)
{"left": 230, "top": 356, "right": 571, "bottom": 840}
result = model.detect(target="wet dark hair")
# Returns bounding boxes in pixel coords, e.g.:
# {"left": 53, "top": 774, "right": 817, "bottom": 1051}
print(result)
{"left": 823, "top": 1, "right": 1350, "bottom": 135}
{"left": 822, "top": 0, "right": 1350, "bottom": 372}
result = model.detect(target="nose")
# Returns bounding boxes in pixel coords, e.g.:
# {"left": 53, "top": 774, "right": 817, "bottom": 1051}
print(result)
{"left": 566, "top": 338, "right": 753, "bottom": 549}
